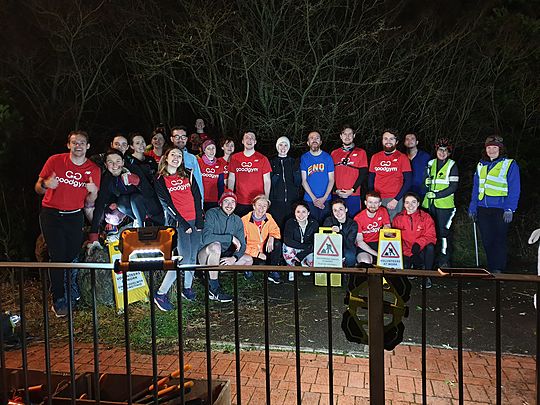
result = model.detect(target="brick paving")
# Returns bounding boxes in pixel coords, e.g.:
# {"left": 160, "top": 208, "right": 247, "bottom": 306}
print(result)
{"left": 4, "top": 343, "right": 536, "bottom": 404}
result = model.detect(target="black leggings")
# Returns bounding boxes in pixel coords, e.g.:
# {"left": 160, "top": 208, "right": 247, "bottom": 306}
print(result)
{"left": 404, "top": 243, "right": 435, "bottom": 270}
{"left": 39, "top": 208, "right": 84, "bottom": 302}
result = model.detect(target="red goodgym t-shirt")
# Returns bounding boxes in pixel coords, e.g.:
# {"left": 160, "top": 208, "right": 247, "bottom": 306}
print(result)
{"left": 40, "top": 153, "right": 101, "bottom": 211}
{"left": 354, "top": 207, "right": 391, "bottom": 243}
{"left": 198, "top": 157, "right": 225, "bottom": 203}
{"left": 164, "top": 175, "right": 196, "bottom": 221}
{"left": 331, "top": 147, "right": 368, "bottom": 196}
{"left": 368, "top": 150, "right": 411, "bottom": 199}
{"left": 228, "top": 151, "right": 271, "bottom": 205}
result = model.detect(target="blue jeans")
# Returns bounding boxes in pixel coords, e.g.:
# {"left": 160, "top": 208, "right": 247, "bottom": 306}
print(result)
{"left": 158, "top": 220, "right": 202, "bottom": 293}
{"left": 305, "top": 200, "right": 331, "bottom": 225}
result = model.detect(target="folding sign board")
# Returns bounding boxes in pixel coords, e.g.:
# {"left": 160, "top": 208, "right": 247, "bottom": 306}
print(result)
{"left": 314, "top": 227, "right": 342, "bottom": 287}
{"left": 107, "top": 239, "right": 149, "bottom": 311}
{"left": 377, "top": 228, "right": 404, "bottom": 269}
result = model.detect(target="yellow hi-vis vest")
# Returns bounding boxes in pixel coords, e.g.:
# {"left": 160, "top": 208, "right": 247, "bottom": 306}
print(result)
{"left": 422, "top": 159, "right": 456, "bottom": 209}
{"left": 477, "top": 158, "right": 513, "bottom": 200}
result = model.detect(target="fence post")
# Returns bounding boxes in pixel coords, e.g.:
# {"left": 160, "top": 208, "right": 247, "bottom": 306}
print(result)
{"left": 368, "top": 272, "right": 385, "bottom": 403}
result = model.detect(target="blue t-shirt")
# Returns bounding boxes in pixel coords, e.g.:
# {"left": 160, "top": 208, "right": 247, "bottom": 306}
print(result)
{"left": 300, "top": 151, "right": 335, "bottom": 202}
{"left": 410, "top": 149, "right": 431, "bottom": 197}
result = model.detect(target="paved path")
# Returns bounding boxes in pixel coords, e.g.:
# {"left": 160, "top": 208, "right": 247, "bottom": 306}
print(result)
{"left": 4, "top": 342, "right": 536, "bottom": 404}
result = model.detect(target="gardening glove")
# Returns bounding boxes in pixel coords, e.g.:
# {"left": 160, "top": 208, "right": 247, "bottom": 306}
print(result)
{"left": 503, "top": 210, "right": 513, "bottom": 224}
{"left": 121, "top": 172, "right": 140, "bottom": 186}
{"left": 468, "top": 211, "right": 477, "bottom": 222}
{"left": 411, "top": 243, "right": 421, "bottom": 255}
{"left": 425, "top": 191, "right": 436, "bottom": 199}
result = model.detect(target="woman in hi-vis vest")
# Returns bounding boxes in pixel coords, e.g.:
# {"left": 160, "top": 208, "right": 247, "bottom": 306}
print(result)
{"left": 468, "top": 135, "right": 521, "bottom": 273}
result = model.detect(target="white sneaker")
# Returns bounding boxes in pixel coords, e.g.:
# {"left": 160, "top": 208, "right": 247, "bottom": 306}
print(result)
{"left": 288, "top": 272, "right": 294, "bottom": 281}
{"left": 302, "top": 272, "right": 311, "bottom": 276}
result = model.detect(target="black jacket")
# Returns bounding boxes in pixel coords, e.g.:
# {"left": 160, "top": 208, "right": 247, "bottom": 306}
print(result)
{"left": 322, "top": 215, "right": 358, "bottom": 252}
{"left": 269, "top": 156, "right": 301, "bottom": 203}
{"left": 153, "top": 170, "right": 204, "bottom": 232}
{"left": 283, "top": 217, "right": 318, "bottom": 260}
{"left": 90, "top": 163, "right": 156, "bottom": 233}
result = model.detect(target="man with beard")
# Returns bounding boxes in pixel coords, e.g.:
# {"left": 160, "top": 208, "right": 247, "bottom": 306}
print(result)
{"left": 368, "top": 129, "right": 412, "bottom": 221}
{"left": 354, "top": 191, "right": 391, "bottom": 265}
{"left": 331, "top": 124, "right": 368, "bottom": 217}
{"left": 227, "top": 131, "right": 272, "bottom": 216}
{"left": 404, "top": 132, "right": 431, "bottom": 201}
{"left": 170, "top": 126, "right": 204, "bottom": 205}
{"left": 197, "top": 190, "right": 252, "bottom": 302}
{"left": 300, "top": 131, "right": 335, "bottom": 224}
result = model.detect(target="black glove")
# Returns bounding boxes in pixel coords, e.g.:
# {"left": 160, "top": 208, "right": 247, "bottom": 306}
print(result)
{"left": 468, "top": 211, "right": 477, "bottom": 222}
{"left": 411, "top": 243, "right": 421, "bottom": 255}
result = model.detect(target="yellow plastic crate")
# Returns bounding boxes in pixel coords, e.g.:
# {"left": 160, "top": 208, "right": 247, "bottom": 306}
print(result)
{"left": 314, "top": 272, "right": 342, "bottom": 287}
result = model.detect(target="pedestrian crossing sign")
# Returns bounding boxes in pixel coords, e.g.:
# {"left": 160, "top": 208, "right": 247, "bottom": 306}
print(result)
{"left": 377, "top": 229, "right": 403, "bottom": 269}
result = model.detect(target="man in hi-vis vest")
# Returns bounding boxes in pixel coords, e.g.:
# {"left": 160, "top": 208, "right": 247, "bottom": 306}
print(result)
{"left": 422, "top": 139, "right": 458, "bottom": 267}
{"left": 468, "top": 135, "right": 521, "bottom": 273}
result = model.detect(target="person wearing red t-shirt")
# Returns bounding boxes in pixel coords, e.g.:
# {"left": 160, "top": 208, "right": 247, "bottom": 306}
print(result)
{"left": 392, "top": 192, "right": 436, "bottom": 277}
{"left": 198, "top": 140, "right": 225, "bottom": 211}
{"left": 368, "top": 129, "right": 412, "bottom": 221}
{"left": 145, "top": 127, "right": 167, "bottom": 164}
{"left": 218, "top": 137, "right": 235, "bottom": 184}
{"left": 331, "top": 124, "right": 368, "bottom": 217}
{"left": 354, "top": 191, "right": 391, "bottom": 265}
{"left": 35, "top": 130, "right": 101, "bottom": 317}
{"left": 189, "top": 118, "right": 210, "bottom": 155}
{"left": 153, "top": 147, "right": 204, "bottom": 311}
{"left": 227, "top": 131, "right": 272, "bottom": 216}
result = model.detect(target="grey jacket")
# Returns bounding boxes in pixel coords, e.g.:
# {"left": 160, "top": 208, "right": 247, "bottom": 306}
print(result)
{"left": 202, "top": 207, "right": 247, "bottom": 258}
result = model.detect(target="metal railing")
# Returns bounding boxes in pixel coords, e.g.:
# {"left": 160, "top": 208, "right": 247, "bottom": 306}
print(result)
{"left": 1, "top": 261, "right": 539, "bottom": 404}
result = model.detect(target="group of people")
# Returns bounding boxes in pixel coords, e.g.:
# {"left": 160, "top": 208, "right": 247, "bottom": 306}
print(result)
{"left": 35, "top": 122, "right": 520, "bottom": 317}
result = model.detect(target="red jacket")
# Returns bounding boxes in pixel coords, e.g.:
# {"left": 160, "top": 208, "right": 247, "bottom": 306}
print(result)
{"left": 392, "top": 209, "right": 437, "bottom": 257}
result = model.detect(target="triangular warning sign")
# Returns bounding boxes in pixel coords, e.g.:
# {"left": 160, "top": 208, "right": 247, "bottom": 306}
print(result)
{"left": 316, "top": 235, "right": 340, "bottom": 257}
{"left": 381, "top": 242, "right": 400, "bottom": 258}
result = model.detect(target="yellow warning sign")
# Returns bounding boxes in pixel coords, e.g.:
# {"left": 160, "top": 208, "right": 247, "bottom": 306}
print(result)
{"left": 107, "top": 239, "right": 149, "bottom": 311}
{"left": 377, "top": 229, "right": 403, "bottom": 269}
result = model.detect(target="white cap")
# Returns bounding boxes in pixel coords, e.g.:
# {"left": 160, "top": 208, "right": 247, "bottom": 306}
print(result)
{"left": 276, "top": 136, "right": 291, "bottom": 153}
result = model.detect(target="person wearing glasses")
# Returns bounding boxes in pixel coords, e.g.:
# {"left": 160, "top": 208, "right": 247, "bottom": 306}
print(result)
{"left": 331, "top": 124, "right": 368, "bottom": 217}
{"left": 170, "top": 126, "right": 204, "bottom": 205}
{"left": 468, "top": 134, "right": 521, "bottom": 273}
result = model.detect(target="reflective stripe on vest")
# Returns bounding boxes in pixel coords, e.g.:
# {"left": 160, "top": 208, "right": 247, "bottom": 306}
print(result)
{"left": 423, "top": 159, "right": 456, "bottom": 209}
{"left": 477, "top": 159, "right": 513, "bottom": 200}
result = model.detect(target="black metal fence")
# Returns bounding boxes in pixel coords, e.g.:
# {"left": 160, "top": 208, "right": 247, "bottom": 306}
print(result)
{"left": 1, "top": 262, "right": 539, "bottom": 404}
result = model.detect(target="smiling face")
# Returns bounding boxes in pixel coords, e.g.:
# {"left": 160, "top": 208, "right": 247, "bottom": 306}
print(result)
{"left": 436, "top": 147, "right": 449, "bottom": 161}
{"left": 152, "top": 133, "right": 165, "bottom": 150}
{"left": 404, "top": 195, "right": 419, "bottom": 215}
{"left": 204, "top": 143, "right": 216, "bottom": 159}
{"left": 277, "top": 141, "right": 289, "bottom": 156}
{"left": 105, "top": 153, "right": 124, "bottom": 177}
{"left": 242, "top": 132, "right": 256, "bottom": 151}
{"left": 332, "top": 202, "right": 348, "bottom": 223}
{"left": 67, "top": 134, "right": 90, "bottom": 158}
{"left": 294, "top": 204, "right": 309, "bottom": 222}
{"left": 131, "top": 135, "right": 146, "bottom": 154}
{"left": 253, "top": 198, "right": 269, "bottom": 218}
{"left": 166, "top": 148, "right": 183, "bottom": 171}
{"left": 222, "top": 140, "right": 235, "bottom": 156}
{"left": 365, "top": 196, "right": 382, "bottom": 214}
{"left": 340, "top": 127, "right": 355, "bottom": 146}
{"left": 221, "top": 197, "right": 236, "bottom": 215}
{"left": 171, "top": 129, "right": 188, "bottom": 149}
{"left": 382, "top": 132, "right": 398, "bottom": 152}
{"left": 486, "top": 145, "right": 500, "bottom": 160}
{"left": 111, "top": 136, "right": 129, "bottom": 154}
{"left": 307, "top": 132, "right": 321, "bottom": 152}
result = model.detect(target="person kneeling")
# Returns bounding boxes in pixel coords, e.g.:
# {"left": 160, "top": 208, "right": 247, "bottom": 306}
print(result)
{"left": 198, "top": 190, "right": 253, "bottom": 302}
{"left": 242, "top": 195, "right": 282, "bottom": 284}
{"left": 392, "top": 192, "right": 436, "bottom": 287}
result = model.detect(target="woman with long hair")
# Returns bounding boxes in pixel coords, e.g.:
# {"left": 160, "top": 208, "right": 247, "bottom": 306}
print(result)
{"left": 145, "top": 127, "right": 167, "bottom": 163}
{"left": 153, "top": 147, "right": 204, "bottom": 310}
